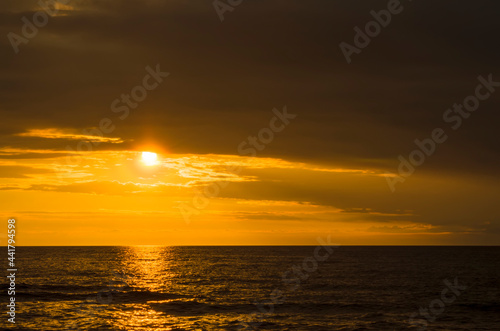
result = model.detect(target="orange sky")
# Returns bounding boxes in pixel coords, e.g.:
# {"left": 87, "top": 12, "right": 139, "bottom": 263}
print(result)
{"left": 1, "top": 1, "right": 499, "bottom": 245}
{"left": 0, "top": 139, "right": 498, "bottom": 245}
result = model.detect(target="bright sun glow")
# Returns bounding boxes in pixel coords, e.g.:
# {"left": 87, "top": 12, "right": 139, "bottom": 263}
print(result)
{"left": 141, "top": 152, "right": 158, "bottom": 166}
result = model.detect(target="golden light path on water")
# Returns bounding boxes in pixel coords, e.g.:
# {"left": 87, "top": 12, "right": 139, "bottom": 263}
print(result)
{"left": 106, "top": 246, "right": 250, "bottom": 330}
{"left": 111, "top": 246, "right": 178, "bottom": 330}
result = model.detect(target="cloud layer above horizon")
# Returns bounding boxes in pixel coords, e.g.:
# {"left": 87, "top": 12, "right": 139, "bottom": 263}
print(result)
{"left": 0, "top": 0, "right": 499, "bottom": 245}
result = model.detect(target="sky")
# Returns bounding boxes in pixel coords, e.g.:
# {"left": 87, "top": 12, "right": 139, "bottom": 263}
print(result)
{"left": 0, "top": 0, "right": 499, "bottom": 245}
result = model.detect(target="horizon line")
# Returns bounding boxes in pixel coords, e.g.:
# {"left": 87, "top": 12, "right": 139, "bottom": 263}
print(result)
{"left": 4, "top": 244, "right": 500, "bottom": 247}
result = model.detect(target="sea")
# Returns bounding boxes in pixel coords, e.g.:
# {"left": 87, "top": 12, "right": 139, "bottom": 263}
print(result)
{"left": 1, "top": 246, "right": 499, "bottom": 330}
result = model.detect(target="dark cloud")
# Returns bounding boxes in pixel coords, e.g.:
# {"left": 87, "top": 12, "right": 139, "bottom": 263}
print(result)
{"left": 0, "top": 152, "right": 75, "bottom": 159}
{"left": 1, "top": 0, "right": 499, "bottom": 177}
{"left": 233, "top": 212, "right": 306, "bottom": 221}
{"left": 0, "top": 1, "right": 499, "bottom": 239}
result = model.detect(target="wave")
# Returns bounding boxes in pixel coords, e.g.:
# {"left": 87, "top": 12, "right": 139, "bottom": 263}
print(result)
{"left": 11, "top": 285, "right": 188, "bottom": 303}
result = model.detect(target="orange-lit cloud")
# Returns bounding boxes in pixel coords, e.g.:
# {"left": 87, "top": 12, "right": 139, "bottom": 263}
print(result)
{"left": 17, "top": 128, "right": 124, "bottom": 144}
{"left": 0, "top": 145, "right": 498, "bottom": 246}
{"left": 1, "top": 0, "right": 499, "bottom": 246}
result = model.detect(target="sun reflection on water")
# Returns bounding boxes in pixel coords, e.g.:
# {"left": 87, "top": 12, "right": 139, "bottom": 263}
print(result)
{"left": 109, "top": 246, "right": 180, "bottom": 330}
{"left": 121, "top": 245, "right": 174, "bottom": 292}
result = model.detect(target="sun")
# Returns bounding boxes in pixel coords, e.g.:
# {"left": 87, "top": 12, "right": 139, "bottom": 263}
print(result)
{"left": 141, "top": 151, "right": 159, "bottom": 166}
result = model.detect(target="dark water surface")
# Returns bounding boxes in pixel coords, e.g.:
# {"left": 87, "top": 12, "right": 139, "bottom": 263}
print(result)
{"left": 1, "top": 246, "right": 499, "bottom": 330}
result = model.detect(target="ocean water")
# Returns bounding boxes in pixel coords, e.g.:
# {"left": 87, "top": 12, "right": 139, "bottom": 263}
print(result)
{"left": 1, "top": 246, "right": 499, "bottom": 330}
